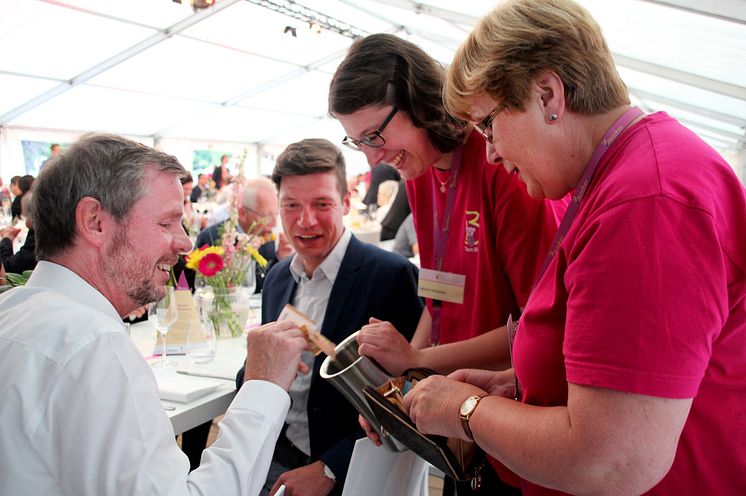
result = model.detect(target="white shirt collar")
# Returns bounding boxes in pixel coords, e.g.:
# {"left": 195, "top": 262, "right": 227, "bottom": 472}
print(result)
{"left": 289, "top": 229, "right": 351, "bottom": 285}
{"left": 26, "top": 261, "right": 123, "bottom": 324}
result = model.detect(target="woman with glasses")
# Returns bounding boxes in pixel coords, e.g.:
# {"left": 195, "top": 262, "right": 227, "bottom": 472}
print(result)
{"left": 400, "top": 0, "right": 746, "bottom": 494}
{"left": 329, "top": 33, "right": 557, "bottom": 495}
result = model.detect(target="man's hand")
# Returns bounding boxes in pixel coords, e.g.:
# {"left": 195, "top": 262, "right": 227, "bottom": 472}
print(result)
{"left": 270, "top": 461, "right": 335, "bottom": 496}
{"left": 0, "top": 227, "right": 20, "bottom": 241}
{"left": 245, "top": 320, "right": 309, "bottom": 391}
{"left": 402, "top": 375, "right": 487, "bottom": 440}
{"left": 356, "top": 318, "right": 418, "bottom": 376}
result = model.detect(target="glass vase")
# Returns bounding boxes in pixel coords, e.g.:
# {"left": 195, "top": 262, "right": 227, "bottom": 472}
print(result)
{"left": 195, "top": 286, "right": 252, "bottom": 338}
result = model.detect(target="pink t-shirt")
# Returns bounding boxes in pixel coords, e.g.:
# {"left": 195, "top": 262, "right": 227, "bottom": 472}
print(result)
{"left": 513, "top": 112, "right": 746, "bottom": 494}
{"left": 407, "top": 130, "right": 556, "bottom": 345}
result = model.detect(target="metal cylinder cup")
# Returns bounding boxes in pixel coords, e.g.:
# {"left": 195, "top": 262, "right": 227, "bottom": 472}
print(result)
{"left": 320, "top": 331, "right": 407, "bottom": 452}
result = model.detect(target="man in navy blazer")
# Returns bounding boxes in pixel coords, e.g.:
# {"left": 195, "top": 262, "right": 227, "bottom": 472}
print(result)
{"left": 236, "top": 139, "right": 422, "bottom": 496}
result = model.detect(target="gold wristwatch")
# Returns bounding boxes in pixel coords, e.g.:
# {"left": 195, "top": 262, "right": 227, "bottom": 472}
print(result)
{"left": 459, "top": 394, "right": 487, "bottom": 442}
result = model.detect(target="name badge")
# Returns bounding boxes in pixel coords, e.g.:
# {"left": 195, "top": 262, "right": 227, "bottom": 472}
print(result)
{"left": 418, "top": 268, "right": 466, "bottom": 304}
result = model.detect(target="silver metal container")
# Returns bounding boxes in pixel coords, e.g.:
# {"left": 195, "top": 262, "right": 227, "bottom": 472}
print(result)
{"left": 320, "top": 331, "right": 407, "bottom": 452}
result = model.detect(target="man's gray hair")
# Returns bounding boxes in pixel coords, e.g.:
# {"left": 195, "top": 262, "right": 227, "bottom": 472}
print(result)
{"left": 241, "top": 177, "right": 275, "bottom": 209}
{"left": 31, "top": 133, "right": 188, "bottom": 260}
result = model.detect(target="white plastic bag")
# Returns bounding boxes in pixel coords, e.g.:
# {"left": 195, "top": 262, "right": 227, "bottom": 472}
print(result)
{"left": 342, "top": 438, "right": 429, "bottom": 496}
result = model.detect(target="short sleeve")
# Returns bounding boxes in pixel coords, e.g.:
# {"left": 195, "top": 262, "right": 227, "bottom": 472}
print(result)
{"left": 563, "top": 196, "right": 726, "bottom": 398}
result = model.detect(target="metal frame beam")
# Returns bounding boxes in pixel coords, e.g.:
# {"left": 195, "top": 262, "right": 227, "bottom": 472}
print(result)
{"left": 643, "top": 0, "right": 746, "bottom": 25}
{"left": 0, "top": 0, "right": 242, "bottom": 125}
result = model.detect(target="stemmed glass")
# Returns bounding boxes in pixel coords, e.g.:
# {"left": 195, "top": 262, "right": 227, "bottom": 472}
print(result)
{"left": 149, "top": 287, "right": 178, "bottom": 367}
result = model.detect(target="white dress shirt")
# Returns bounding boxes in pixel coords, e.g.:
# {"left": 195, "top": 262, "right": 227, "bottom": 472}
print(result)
{"left": 0, "top": 261, "right": 289, "bottom": 496}
{"left": 284, "top": 229, "right": 351, "bottom": 457}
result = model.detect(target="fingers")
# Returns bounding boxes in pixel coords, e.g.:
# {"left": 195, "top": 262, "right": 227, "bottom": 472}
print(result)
{"left": 359, "top": 415, "right": 382, "bottom": 446}
{"left": 297, "top": 361, "right": 310, "bottom": 375}
{"left": 245, "top": 321, "right": 308, "bottom": 390}
{"left": 269, "top": 478, "right": 283, "bottom": 496}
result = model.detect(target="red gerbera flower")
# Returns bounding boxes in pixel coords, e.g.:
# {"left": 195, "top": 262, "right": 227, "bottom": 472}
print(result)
{"left": 198, "top": 252, "right": 224, "bottom": 277}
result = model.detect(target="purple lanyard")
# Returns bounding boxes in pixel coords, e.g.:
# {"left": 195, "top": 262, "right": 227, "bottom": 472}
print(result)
{"left": 508, "top": 106, "right": 644, "bottom": 400}
{"left": 429, "top": 145, "right": 463, "bottom": 346}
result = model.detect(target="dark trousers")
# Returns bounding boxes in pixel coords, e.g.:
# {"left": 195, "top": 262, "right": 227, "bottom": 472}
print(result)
{"left": 442, "top": 462, "right": 522, "bottom": 496}
{"left": 261, "top": 431, "right": 344, "bottom": 496}
{"left": 181, "top": 420, "right": 212, "bottom": 471}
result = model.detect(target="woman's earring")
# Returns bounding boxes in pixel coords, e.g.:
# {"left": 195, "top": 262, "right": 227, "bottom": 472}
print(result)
{"left": 548, "top": 113, "right": 558, "bottom": 122}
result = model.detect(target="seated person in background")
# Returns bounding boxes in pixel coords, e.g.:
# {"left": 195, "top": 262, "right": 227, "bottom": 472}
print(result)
{"left": 195, "top": 177, "right": 293, "bottom": 292}
{"left": 362, "top": 162, "right": 400, "bottom": 207}
{"left": 0, "top": 192, "right": 38, "bottom": 275}
{"left": 392, "top": 213, "right": 418, "bottom": 259}
{"left": 10, "top": 175, "right": 33, "bottom": 222}
{"left": 0, "top": 133, "right": 309, "bottom": 495}
{"left": 189, "top": 173, "right": 210, "bottom": 203}
{"left": 372, "top": 179, "right": 399, "bottom": 223}
{"left": 379, "top": 178, "right": 411, "bottom": 241}
{"left": 237, "top": 138, "right": 423, "bottom": 496}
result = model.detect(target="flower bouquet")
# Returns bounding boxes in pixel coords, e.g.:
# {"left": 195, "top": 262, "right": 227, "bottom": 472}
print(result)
{"left": 186, "top": 224, "right": 274, "bottom": 337}
{"left": 185, "top": 152, "right": 274, "bottom": 337}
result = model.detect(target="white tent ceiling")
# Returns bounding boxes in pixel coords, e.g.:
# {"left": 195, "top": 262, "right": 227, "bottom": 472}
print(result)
{"left": 1, "top": 0, "right": 745, "bottom": 179}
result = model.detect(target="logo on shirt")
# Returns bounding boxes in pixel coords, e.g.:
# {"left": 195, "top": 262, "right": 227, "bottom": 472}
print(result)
{"left": 464, "top": 210, "right": 479, "bottom": 252}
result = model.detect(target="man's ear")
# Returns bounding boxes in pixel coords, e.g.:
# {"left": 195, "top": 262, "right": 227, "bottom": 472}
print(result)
{"left": 342, "top": 191, "right": 351, "bottom": 216}
{"left": 237, "top": 206, "right": 249, "bottom": 227}
{"left": 75, "top": 197, "right": 113, "bottom": 248}
{"left": 532, "top": 70, "right": 566, "bottom": 121}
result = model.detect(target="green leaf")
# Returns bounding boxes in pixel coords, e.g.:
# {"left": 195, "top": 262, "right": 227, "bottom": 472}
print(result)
{"left": 5, "top": 273, "right": 28, "bottom": 287}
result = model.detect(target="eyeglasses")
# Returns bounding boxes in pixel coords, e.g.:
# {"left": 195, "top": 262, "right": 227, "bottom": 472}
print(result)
{"left": 244, "top": 207, "right": 275, "bottom": 224}
{"left": 473, "top": 103, "right": 507, "bottom": 143}
{"left": 342, "top": 105, "right": 399, "bottom": 151}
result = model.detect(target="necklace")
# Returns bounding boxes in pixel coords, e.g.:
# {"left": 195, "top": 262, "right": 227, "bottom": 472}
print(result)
{"left": 433, "top": 169, "right": 452, "bottom": 193}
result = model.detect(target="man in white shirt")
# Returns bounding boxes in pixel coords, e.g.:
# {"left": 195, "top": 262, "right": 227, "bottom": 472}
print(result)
{"left": 0, "top": 133, "right": 308, "bottom": 495}
{"left": 237, "top": 139, "right": 422, "bottom": 496}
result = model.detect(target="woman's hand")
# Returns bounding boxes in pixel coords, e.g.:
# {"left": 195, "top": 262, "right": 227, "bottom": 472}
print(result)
{"left": 449, "top": 368, "right": 517, "bottom": 398}
{"left": 357, "top": 318, "right": 419, "bottom": 376}
{"left": 358, "top": 415, "right": 382, "bottom": 446}
{"left": 402, "top": 375, "right": 487, "bottom": 440}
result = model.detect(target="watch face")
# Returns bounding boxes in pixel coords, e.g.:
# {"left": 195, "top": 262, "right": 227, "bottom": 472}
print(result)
{"left": 460, "top": 396, "right": 479, "bottom": 416}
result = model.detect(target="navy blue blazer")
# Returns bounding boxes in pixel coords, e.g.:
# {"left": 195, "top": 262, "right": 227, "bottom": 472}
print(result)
{"left": 195, "top": 222, "right": 276, "bottom": 293}
{"left": 237, "top": 235, "right": 422, "bottom": 490}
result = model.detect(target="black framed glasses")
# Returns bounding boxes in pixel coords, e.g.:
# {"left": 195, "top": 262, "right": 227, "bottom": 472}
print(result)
{"left": 473, "top": 103, "right": 507, "bottom": 143}
{"left": 342, "top": 105, "right": 399, "bottom": 151}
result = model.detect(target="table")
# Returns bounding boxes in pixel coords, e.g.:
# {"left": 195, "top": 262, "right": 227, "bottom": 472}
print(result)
{"left": 130, "top": 321, "right": 246, "bottom": 435}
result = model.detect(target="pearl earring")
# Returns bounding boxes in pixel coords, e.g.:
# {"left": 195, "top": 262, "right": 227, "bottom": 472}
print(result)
{"left": 548, "top": 113, "right": 558, "bottom": 122}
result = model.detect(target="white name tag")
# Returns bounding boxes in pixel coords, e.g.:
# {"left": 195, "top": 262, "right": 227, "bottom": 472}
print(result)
{"left": 417, "top": 268, "right": 466, "bottom": 304}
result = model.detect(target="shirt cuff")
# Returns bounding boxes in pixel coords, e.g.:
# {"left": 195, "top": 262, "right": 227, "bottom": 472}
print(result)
{"left": 232, "top": 380, "right": 291, "bottom": 433}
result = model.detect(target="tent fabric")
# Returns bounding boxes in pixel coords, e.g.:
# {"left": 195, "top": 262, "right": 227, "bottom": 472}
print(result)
{"left": 0, "top": 0, "right": 743, "bottom": 180}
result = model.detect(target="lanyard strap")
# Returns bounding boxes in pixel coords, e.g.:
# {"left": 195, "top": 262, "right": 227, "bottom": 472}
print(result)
{"left": 532, "top": 106, "right": 644, "bottom": 291}
{"left": 508, "top": 106, "right": 644, "bottom": 398}
{"left": 429, "top": 145, "right": 463, "bottom": 346}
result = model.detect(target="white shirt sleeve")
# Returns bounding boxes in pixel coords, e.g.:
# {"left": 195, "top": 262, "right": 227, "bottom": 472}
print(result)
{"left": 31, "top": 330, "right": 289, "bottom": 496}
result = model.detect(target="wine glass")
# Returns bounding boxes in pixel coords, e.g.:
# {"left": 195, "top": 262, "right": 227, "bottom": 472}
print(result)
{"left": 149, "top": 287, "right": 178, "bottom": 367}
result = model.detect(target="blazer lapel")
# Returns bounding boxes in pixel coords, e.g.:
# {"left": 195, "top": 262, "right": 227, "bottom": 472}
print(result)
{"left": 269, "top": 271, "right": 298, "bottom": 322}
{"left": 320, "top": 236, "right": 364, "bottom": 341}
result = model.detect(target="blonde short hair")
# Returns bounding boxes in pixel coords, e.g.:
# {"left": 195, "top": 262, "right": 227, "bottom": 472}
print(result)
{"left": 444, "top": 0, "right": 629, "bottom": 120}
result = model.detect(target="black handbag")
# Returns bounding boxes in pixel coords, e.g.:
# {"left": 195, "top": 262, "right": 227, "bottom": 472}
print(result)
{"left": 363, "top": 368, "right": 486, "bottom": 484}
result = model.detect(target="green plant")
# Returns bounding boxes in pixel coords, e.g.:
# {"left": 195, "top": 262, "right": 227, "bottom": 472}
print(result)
{"left": 5, "top": 270, "right": 33, "bottom": 287}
